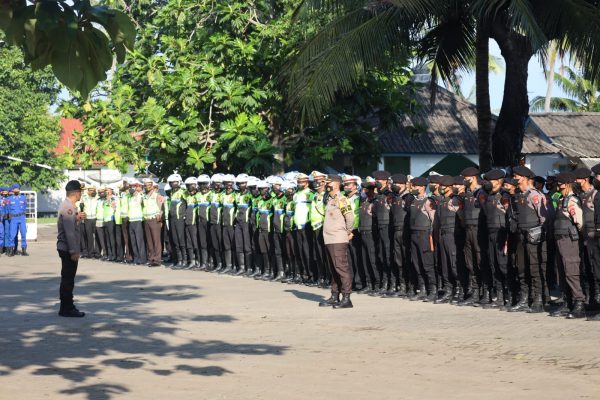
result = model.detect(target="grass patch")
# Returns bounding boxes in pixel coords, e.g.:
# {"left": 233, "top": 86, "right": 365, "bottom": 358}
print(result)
{"left": 37, "top": 217, "right": 58, "bottom": 225}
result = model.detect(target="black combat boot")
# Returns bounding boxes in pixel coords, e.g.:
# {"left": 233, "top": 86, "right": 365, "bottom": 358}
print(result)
{"left": 394, "top": 282, "right": 407, "bottom": 298}
{"left": 21, "top": 247, "right": 28, "bottom": 256}
{"left": 319, "top": 292, "right": 340, "bottom": 307}
{"left": 357, "top": 282, "right": 373, "bottom": 294}
{"left": 220, "top": 250, "right": 233, "bottom": 274}
{"left": 567, "top": 300, "right": 586, "bottom": 319}
{"left": 59, "top": 303, "right": 85, "bottom": 318}
{"left": 483, "top": 286, "right": 505, "bottom": 309}
{"left": 173, "top": 250, "right": 184, "bottom": 269}
{"left": 423, "top": 285, "right": 437, "bottom": 302}
{"left": 333, "top": 293, "right": 353, "bottom": 309}
{"left": 7, "top": 247, "right": 14, "bottom": 257}
{"left": 435, "top": 284, "right": 453, "bottom": 304}
{"left": 474, "top": 286, "right": 491, "bottom": 308}
{"left": 235, "top": 253, "right": 246, "bottom": 275}
{"left": 451, "top": 285, "right": 464, "bottom": 304}
{"left": 550, "top": 295, "right": 570, "bottom": 317}
{"left": 186, "top": 255, "right": 196, "bottom": 269}
{"left": 410, "top": 283, "right": 427, "bottom": 301}
{"left": 527, "top": 294, "right": 544, "bottom": 313}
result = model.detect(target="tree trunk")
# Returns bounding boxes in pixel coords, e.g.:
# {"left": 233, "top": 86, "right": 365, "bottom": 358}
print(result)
{"left": 475, "top": 21, "right": 493, "bottom": 172}
{"left": 491, "top": 24, "right": 533, "bottom": 167}
{"left": 268, "top": 112, "right": 285, "bottom": 174}
{"left": 544, "top": 41, "right": 558, "bottom": 112}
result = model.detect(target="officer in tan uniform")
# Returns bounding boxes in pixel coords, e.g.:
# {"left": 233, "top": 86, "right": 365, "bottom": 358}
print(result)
{"left": 57, "top": 180, "right": 86, "bottom": 317}
{"left": 552, "top": 172, "right": 586, "bottom": 319}
{"left": 319, "top": 175, "right": 355, "bottom": 309}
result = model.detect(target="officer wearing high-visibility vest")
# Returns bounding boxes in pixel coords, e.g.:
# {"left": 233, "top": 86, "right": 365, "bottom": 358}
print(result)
{"left": 103, "top": 187, "right": 119, "bottom": 261}
{"left": 81, "top": 186, "right": 99, "bottom": 258}
{"left": 166, "top": 173, "right": 187, "bottom": 269}
{"left": 208, "top": 173, "right": 225, "bottom": 272}
{"left": 95, "top": 186, "right": 107, "bottom": 259}
{"left": 309, "top": 171, "right": 328, "bottom": 287}
{"left": 293, "top": 173, "right": 313, "bottom": 283}
{"left": 220, "top": 174, "right": 237, "bottom": 275}
{"left": 248, "top": 177, "right": 262, "bottom": 277}
{"left": 143, "top": 178, "right": 164, "bottom": 267}
{"left": 127, "top": 179, "right": 146, "bottom": 265}
{"left": 119, "top": 180, "right": 132, "bottom": 263}
{"left": 196, "top": 174, "right": 212, "bottom": 270}
{"left": 6, "top": 184, "right": 28, "bottom": 256}
{"left": 282, "top": 180, "right": 297, "bottom": 282}
{"left": 270, "top": 176, "right": 287, "bottom": 281}
{"left": 255, "top": 180, "right": 274, "bottom": 280}
{"left": 233, "top": 174, "right": 252, "bottom": 275}
{"left": 183, "top": 177, "right": 200, "bottom": 269}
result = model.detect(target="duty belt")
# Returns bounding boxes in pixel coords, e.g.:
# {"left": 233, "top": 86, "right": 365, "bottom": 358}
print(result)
{"left": 171, "top": 199, "right": 181, "bottom": 203}
{"left": 223, "top": 204, "right": 234, "bottom": 208}
{"left": 198, "top": 202, "right": 209, "bottom": 206}
{"left": 238, "top": 204, "right": 249, "bottom": 208}
{"left": 299, "top": 200, "right": 311, "bottom": 204}
{"left": 9, "top": 213, "right": 25, "bottom": 218}
{"left": 275, "top": 209, "right": 284, "bottom": 214}
{"left": 286, "top": 211, "right": 294, "bottom": 216}
{"left": 312, "top": 221, "right": 323, "bottom": 230}
{"left": 211, "top": 202, "right": 220, "bottom": 207}
{"left": 259, "top": 210, "right": 271, "bottom": 215}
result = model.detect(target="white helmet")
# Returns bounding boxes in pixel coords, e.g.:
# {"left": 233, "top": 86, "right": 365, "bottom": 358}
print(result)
{"left": 283, "top": 171, "right": 298, "bottom": 182}
{"left": 211, "top": 173, "right": 224, "bottom": 184}
{"left": 142, "top": 178, "right": 154, "bottom": 184}
{"left": 282, "top": 181, "right": 297, "bottom": 191}
{"left": 223, "top": 174, "right": 236, "bottom": 182}
{"left": 167, "top": 173, "right": 182, "bottom": 183}
{"left": 236, "top": 173, "right": 249, "bottom": 183}
{"left": 197, "top": 174, "right": 211, "bottom": 183}
{"left": 129, "top": 178, "right": 141, "bottom": 186}
{"left": 247, "top": 176, "right": 259, "bottom": 187}
{"left": 184, "top": 177, "right": 198, "bottom": 185}
{"left": 256, "top": 180, "right": 269, "bottom": 189}
{"left": 270, "top": 176, "right": 284, "bottom": 186}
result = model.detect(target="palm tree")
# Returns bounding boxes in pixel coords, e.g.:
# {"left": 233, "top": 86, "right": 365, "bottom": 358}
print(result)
{"left": 285, "top": 0, "right": 600, "bottom": 168}
{"left": 531, "top": 66, "right": 600, "bottom": 112}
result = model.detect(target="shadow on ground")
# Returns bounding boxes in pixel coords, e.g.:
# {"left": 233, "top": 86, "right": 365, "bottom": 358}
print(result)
{"left": 0, "top": 273, "right": 287, "bottom": 399}
{"left": 284, "top": 289, "right": 326, "bottom": 303}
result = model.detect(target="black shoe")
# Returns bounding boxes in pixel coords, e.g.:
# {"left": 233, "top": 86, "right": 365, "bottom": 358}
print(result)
{"left": 21, "top": 248, "right": 29, "bottom": 256}
{"left": 59, "top": 307, "right": 85, "bottom": 318}
{"left": 527, "top": 296, "right": 544, "bottom": 313}
{"left": 550, "top": 301, "right": 570, "bottom": 317}
{"left": 333, "top": 294, "right": 353, "bottom": 309}
{"left": 219, "top": 266, "right": 232, "bottom": 275}
{"left": 149, "top": 262, "right": 162, "bottom": 267}
{"left": 567, "top": 301, "right": 586, "bottom": 319}
{"left": 7, "top": 248, "right": 14, "bottom": 257}
{"left": 319, "top": 293, "right": 340, "bottom": 307}
{"left": 357, "top": 285, "right": 372, "bottom": 295}
{"left": 508, "top": 299, "right": 529, "bottom": 312}
{"left": 434, "top": 290, "right": 453, "bottom": 304}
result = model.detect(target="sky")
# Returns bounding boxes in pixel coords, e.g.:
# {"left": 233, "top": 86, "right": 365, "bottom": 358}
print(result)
{"left": 458, "top": 40, "right": 570, "bottom": 113}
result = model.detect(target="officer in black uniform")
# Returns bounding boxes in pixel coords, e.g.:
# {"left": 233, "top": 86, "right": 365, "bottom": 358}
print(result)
{"left": 574, "top": 167, "right": 598, "bottom": 305}
{"left": 590, "top": 163, "right": 600, "bottom": 309}
{"left": 389, "top": 174, "right": 412, "bottom": 297}
{"left": 428, "top": 174, "right": 443, "bottom": 291}
{"left": 372, "top": 170, "right": 393, "bottom": 296}
{"left": 511, "top": 166, "right": 549, "bottom": 313}
{"left": 482, "top": 169, "right": 511, "bottom": 309}
{"left": 503, "top": 177, "right": 522, "bottom": 309}
{"left": 357, "top": 178, "right": 378, "bottom": 294}
{"left": 457, "top": 167, "right": 487, "bottom": 306}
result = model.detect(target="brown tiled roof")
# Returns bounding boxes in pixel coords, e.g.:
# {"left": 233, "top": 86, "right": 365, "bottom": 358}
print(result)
{"left": 378, "top": 86, "right": 480, "bottom": 154}
{"left": 525, "top": 113, "right": 600, "bottom": 158}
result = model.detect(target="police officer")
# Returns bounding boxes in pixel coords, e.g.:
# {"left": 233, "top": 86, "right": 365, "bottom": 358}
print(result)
{"left": 358, "top": 177, "right": 378, "bottom": 294}
{"left": 208, "top": 174, "right": 224, "bottom": 272}
{"left": 142, "top": 178, "right": 164, "bottom": 267}
{"left": 119, "top": 180, "right": 132, "bottom": 263}
{"left": 183, "top": 177, "right": 200, "bottom": 269}
{"left": 255, "top": 180, "right": 274, "bottom": 280}
{"left": 81, "top": 186, "right": 98, "bottom": 258}
{"left": 435, "top": 175, "right": 463, "bottom": 303}
{"left": 482, "top": 169, "right": 511, "bottom": 309}
{"left": 503, "top": 177, "right": 522, "bottom": 309}
{"left": 309, "top": 171, "right": 328, "bottom": 287}
{"left": 196, "top": 175, "right": 212, "bottom": 270}
{"left": 167, "top": 174, "right": 187, "bottom": 268}
{"left": 574, "top": 167, "right": 598, "bottom": 305}
{"left": 389, "top": 174, "right": 412, "bottom": 297}
{"left": 458, "top": 167, "right": 486, "bottom": 306}
{"left": 233, "top": 174, "right": 252, "bottom": 275}
{"left": 220, "top": 174, "right": 237, "bottom": 274}
{"left": 57, "top": 180, "right": 86, "bottom": 318}
{"left": 0, "top": 186, "right": 8, "bottom": 255}
{"left": 343, "top": 175, "right": 362, "bottom": 291}
{"left": 408, "top": 177, "right": 437, "bottom": 302}
{"left": 271, "top": 176, "right": 287, "bottom": 281}
{"left": 128, "top": 179, "right": 146, "bottom": 265}
{"left": 319, "top": 174, "right": 355, "bottom": 309}
{"left": 590, "top": 162, "right": 600, "bottom": 308}
{"left": 248, "top": 177, "right": 262, "bottom": 277}
{"left": 293, "top": 173, "right": 313, "bottom": 283}
{"left": 282, "top": 180, "right": 297, "bottom": 282}
{"left": 511, "top": 166, "right": 549, "bottom": 313}
{"left": 103, "top": 187, "right": 118, "bottom": 261}
{"left": 95, "top": 186, "right": 107, "bottom": 259}
{"left": 372, "top": 170, "right": 393, "bottom": 296}
{"left": 552, "top": 172, "right": 586, "bottom": 319}
{"left": 7, "top": 184, "right": 28, "bottom": 256}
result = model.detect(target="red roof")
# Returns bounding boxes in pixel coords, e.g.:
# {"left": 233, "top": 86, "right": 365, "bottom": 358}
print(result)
{"left": 54, "top": 118, "right": 83, "bottom": 155}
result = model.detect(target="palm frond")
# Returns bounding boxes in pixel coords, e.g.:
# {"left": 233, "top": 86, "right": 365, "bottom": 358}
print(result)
{"left": 530, "top": 95, "right": 581, "bottom": 112}
{"left": 286, "top": 6, "right": 411, "bottom": 125}
{"left": 554, "top": 67, "right": 589, "bottom": 101}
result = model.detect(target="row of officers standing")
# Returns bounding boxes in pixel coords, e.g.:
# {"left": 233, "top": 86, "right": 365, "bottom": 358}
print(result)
{"left": 76, "top": 165, "right": 600, "bottom": 317}
{"left": 0, "top": 184, "right": 29, "bottom": 257}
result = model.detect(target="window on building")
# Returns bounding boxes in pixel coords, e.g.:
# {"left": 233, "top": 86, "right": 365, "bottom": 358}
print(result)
{"left": 383, "top": 156, "right": 410, "bottom": 174}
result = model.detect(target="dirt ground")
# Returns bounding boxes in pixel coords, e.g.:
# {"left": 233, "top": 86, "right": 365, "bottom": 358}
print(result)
{"left": 1, "top": 226, "right": 599, "bottom": 400}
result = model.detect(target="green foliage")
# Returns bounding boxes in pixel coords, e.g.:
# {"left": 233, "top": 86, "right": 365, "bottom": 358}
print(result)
{"left": 0, "top": 0, "right": 136, "bottom": 98}
{"left": 0, "top": 39, "right": 66, "bottom": 190}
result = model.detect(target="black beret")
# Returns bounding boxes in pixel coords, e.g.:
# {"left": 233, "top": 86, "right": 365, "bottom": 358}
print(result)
{"left": 534, "top": 176, "right": 546, "bottom": 184}
{"left": 461, "top": 167, "right": 480, "bottom": 177}
{"left": 372, "top": 170, "right": 391, "bottom": 180}
{"left": 546, "top": 175, "right": 557, "bottom": 183}
{"left": 557, "top": 172, "right": 576, "bottom": 184}
{"left": 453, "top": 176, "right": 465, "bottom": 185}
{"left": 65, "top": 180, "right": 83, "bottom": 192}
{"left": 504, "top": 178, "right": 518, "bottom": 186}
{"left": 428, "top": 175, "right": 441, "bottom": 184}
{"left": 591, "top": 163, "right": 600, "bottom": 175}
{"left": 512, "top": 166, "right": 535, "bottom": 179}
{"left": 440, "top": 175, "right": 454, "bottom": 186}
{"left": 411, "top": 177, "right": 428, "bottom": 187}
{"left": 573, "top": 167, "right": 591, "bottom": 179}
{"left": 483, "top": 169, "right": 506, "bottom": 181}
{"left": 390, "top": 174, "right": 407, "bottom": 184}
{"left": 326, "top": 174, "right": 342, "bottom": 183}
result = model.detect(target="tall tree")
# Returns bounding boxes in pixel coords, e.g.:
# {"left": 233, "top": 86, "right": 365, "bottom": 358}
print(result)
{"left": 0, "top": 38, "right": 66, "bottom": 190}
{"left": 531, "top": 66, "right": 600, "bottom": 112}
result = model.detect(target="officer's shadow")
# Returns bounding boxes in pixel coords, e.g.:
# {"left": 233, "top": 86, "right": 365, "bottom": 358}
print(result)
{"left": 284, "top": 289, "right": 326, "bottom": 303}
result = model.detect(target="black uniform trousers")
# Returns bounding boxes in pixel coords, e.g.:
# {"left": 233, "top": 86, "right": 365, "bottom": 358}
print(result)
{"left": 83, "top": 219, "right": 97, "bottom": 257}
{"left": 185, "top": 222, "right": 198, "bottom": 259}
{"left": 210, "top": 223, "right": 223, "bottom": 266}
{"left": 439, "top": 230, "right": 458, "bottom": 288}
{"left": 487, "top": 229, "right": 509, "bottom": 292}
{"left": 582, "top": 233, "right": 600, "bottom": 297}
{"left": 463, "top": 225, "right": 482, "bottom": 289}
{"left": 312, "top": 227, "right": 327, "bottom": 280}
{"left": 234, "top": 221, "right": 251, "bottom": 254}
{"left": 114, "top": 223, "right": 124, "bottom": 261}
{"left": 121, "top": 217, "right": 132, "bottom": 261}
{"left": 556, "top": 236, "right": 585, "bottom": 302}
{"left": 169, "top": 217, "right": 186, "bottom": 254}
{"left": 58, "top": 250, "right": 78, "bottom": 308}
{"left": 349, "top": 229, "right": 363, "bottom": 288}
{"left": 258, "top": 229, "right": 272, "bottom": 272}
{"left": 104, "top": 220, "right": 117, "bottom": 260}
{"left": 296, "top": 228, "right": 311, "bottom": 278}
{"left": 129, "top": 220, "right": 146, "bottom": 264}
{"left": 392, "top": 230, "right": 408, "bottom": 289}
{"left": 222, "top": 225, "right": 235, "bottom": 251}
{"left": 95, "top": 225, "right": 106, "bottom": 258}
{"left": 360, "top": 230, "right": 379, "bottom": 287}
{"left": 375, "top": 224, "right": 391, "bottom": 286}
{"left": 521, "top": 232, "right": 548, "bottom": 300}
{"left": 410, "top": 231, "right": 435, "bottom": 288}
{"left": 198, "top": 219, "right": 209, "bottom": 250}
{"left": 285, "top": 230, "right": 297, "bottom": 275}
